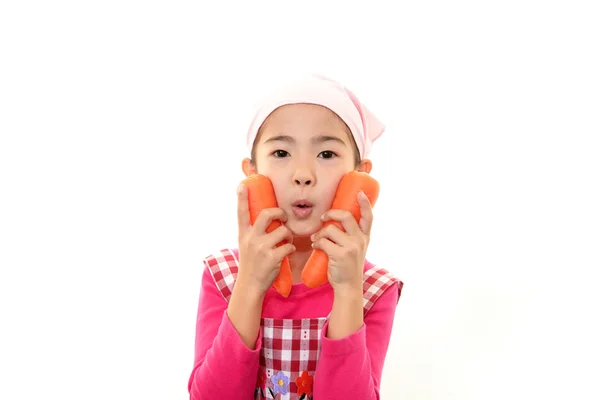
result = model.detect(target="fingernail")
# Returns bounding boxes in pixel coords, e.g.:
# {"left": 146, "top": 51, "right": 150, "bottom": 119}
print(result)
{"left": 310, "top": 234, "right": 315, "bottom": 241}
{"left": 320, "top": 214, "right": 325, "bottom": 220}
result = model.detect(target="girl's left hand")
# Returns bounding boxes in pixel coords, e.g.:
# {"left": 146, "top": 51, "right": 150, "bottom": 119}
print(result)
{"left": 310, "top": 191, "right": 373, "bottom": 292}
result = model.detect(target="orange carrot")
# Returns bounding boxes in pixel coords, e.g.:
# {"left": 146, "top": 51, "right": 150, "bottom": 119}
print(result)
{"left": 301, "top": 170, "right": 380, "bottom": 288}
{"left": 241, "top": 174, "right": 292, "bottom": 297}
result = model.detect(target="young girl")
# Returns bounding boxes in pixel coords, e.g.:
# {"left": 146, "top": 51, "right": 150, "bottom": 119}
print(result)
{"left": 188, "top": 74, "right": 403, "bottom": 400}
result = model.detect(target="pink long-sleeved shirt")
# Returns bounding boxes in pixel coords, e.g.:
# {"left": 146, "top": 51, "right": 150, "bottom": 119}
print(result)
{"left": 188, "top": 248, "right": 402, "bottom": 399}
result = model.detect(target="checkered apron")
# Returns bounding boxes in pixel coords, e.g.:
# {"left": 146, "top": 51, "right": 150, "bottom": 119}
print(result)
{"left": 204, "top": 248, "right": 403, "bottom": 400}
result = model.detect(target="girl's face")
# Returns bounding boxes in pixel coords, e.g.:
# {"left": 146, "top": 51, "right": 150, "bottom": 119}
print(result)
{"left": 242, "top": 103, "right": 371, "bottom": 238}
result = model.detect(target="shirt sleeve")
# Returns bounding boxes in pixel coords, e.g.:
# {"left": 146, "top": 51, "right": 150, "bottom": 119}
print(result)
{"left": 313, "top": 282, "right": 401, "bottom": 399}
{"left": 187, "top": 261, "right": 262, "bottom": 399}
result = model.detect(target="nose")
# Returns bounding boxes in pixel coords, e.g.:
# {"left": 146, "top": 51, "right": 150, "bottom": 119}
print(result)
{"left": 293, "top": 167, "right": 315, "bottom": 187}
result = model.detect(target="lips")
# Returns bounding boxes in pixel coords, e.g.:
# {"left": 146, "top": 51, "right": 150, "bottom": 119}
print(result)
{"left": 292, "top": 199, "right": 313, "bottom": 208}
{"left": 291, "top": 199, "right": 314, "bottom": 218}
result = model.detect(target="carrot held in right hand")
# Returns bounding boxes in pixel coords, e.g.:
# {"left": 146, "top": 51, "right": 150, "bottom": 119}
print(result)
{"left": 237, "top": 174, "right": 294, "bottom": 297}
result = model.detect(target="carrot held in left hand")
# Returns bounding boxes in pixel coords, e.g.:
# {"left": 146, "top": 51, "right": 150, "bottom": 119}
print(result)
{"left": 302, "top": 170, "right": 380, "bottom": 288}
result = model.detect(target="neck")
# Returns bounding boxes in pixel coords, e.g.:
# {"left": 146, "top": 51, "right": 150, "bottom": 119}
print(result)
{"left": 288, "top": 236, "right": 313, "bottom": 284}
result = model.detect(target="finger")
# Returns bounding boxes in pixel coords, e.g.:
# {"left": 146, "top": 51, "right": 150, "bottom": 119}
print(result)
{"left": 267, "top": 224, "right": 294, "bottom": 247}
{"left": 311, "top": 224, "right": 348, "bottom": 246}
{"left": 321, "top": 209, "right": 362, "bottom": 237}
{"left": 272, "top": 243, "right": 296, "bottom": 261}
{"left": 237, "top": 183, "right": 251, "bottom": 236}
{"left": 312, "top": 236, "right": 341, "bottom": 258}
{"left": 253, "top": 207, "right": 288, "bottom": 234}
{"left": 357, "top": 191, "right": 374, "bottom": 235}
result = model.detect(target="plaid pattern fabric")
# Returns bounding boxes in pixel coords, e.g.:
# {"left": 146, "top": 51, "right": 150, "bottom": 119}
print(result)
{"left": 258, "top": 317, "right": 326, "bottom": 399}
{"left": 203, "top": 248, "right": 402, "bottom": 400}
{"left": 204, "top": 249, "right": 238, "bottom": 303}
{"left": 363, "top": 264, "right": 404, "bottom": 314}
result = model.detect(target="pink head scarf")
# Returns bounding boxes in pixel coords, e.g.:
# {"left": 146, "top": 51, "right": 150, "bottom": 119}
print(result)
{"left": 246, "top": 74, "right": 385, "bottom": 159}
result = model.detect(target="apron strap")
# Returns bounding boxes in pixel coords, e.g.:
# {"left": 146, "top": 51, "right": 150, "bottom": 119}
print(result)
{"left": 202, "top": 248, "right": 403, "bottom": 313}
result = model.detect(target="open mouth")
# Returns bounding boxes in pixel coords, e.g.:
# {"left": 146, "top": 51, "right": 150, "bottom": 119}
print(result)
{"left": 292, "top": 200, "right": 314, "bottom": 218}
{"left": 292, "top": 200, "right": 313, "bottom": 208}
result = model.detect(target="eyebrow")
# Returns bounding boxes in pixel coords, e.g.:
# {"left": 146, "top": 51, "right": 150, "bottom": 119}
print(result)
{"left": 263, "top": 134, "right": 347, "bottom": 147}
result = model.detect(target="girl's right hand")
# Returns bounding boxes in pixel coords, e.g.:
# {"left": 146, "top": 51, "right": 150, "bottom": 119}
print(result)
{"left": 236, "top": 183, "right": 295, "bottom": 295}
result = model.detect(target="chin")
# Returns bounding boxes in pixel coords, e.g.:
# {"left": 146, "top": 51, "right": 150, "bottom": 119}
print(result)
{"left": 286, "top": 219, "right": 322, "bottom": 237}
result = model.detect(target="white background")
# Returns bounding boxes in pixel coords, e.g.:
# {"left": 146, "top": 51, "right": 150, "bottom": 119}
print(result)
{"left": 1, "top": 1, "right": 599, "bottom": 399}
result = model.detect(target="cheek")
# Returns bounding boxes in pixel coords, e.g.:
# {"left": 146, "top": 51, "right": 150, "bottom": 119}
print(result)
{"left": 263, "top": 173, "right": 288, "bottom": 204}
{"left": 321, "top": 176, "right": 343, "bottom": 208}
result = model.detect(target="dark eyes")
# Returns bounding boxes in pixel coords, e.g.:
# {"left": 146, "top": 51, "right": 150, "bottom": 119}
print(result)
{"left": 272, "top": 150, "right": 336, "bottom": 159}
{"left": 273, "top": 150, "right": 288, "bottom": 158}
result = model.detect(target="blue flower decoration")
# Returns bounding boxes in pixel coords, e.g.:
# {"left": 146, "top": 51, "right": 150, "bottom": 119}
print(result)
{"left": 270, "top": 371, "right": 290, "bottom": 395}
